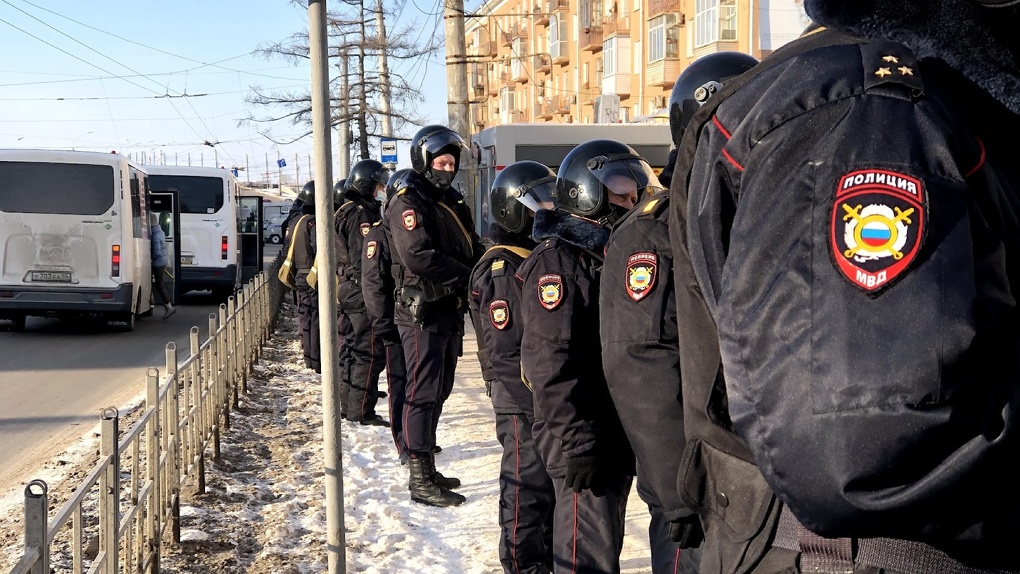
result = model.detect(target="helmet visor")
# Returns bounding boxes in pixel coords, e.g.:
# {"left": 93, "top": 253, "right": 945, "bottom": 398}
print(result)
{"left": 423, "top": 130, "right": 467, "bottom": 156}
{"left": 588, "top": 155, "right": 664, "bottom": 197}
{"left": 514, "top": 177, "right": 558, "bottom": 212}
{"left": 372, "top": 168, "right": 393, "bottom": 185}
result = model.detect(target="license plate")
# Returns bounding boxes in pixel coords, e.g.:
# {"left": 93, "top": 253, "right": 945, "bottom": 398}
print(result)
{"left": 31, "top": 271, "right": 72, "bottom": 282}
{"left": 181, "top": 256, "right": 195, "bottom": 265}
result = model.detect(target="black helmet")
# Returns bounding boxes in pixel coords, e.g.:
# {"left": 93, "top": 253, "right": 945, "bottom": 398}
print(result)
{"left": 410, "top": 125, "right": 466, "bottom": 189}
{"left": 669, "top": 51, "right": 758, "bottom": 146}
{"left": 297, "top": 180, "right": 316, "bottom": 210}
{"left": 332, "top": 179, "right": 347, "bottom": 209}
{"left": 492, "top": 161, "right": 557, "bottom": 235}
{"left": 972, "top": 0, "right": 1019, "bottom": 5}
{"left": 385, "top": 168, "right": 414, "bottom": 202}
{"left": 347, "top": 159, "right": 392, "bottom": 200}
{"left": 555, "top": 139, "right": 662, "bottom": 223}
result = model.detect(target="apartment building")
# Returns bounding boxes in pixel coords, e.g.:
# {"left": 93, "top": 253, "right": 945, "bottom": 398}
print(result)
{"left": 464, "top": 0, "right": 809, "bottom": 131}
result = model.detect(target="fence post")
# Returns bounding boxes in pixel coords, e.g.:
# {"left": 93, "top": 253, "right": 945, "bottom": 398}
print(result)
{"left": 99, "top": 408, "right": 120, "bottom": 574}
{"left": 23, "top": 479, "right": 48, "bottom": 574}
{"left": 166, "top": 343, "right": 182, "bottom": 544}
{"left": 190, "top": 327, "right": 205, "bottom": 495}
{"left": 145, "top": 369, "right": 161, "bottom": 573}
{"left": 209, "top": 312, "right": 222, "bottom": 463}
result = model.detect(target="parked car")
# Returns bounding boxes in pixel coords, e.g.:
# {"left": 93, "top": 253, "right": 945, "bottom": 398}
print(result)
{"left": 265, "top": 218, "right": 284, "bottom": 244}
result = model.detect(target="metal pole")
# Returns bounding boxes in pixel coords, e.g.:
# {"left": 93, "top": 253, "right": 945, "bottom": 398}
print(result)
{"left": 338, "top": 51, "right": 350, "bottom": 182}
{"left": 444, "top": 0, "right": 475, "bottom": 215}
{"left": 376, "top": 0, "right": 395, "bottom": 169}
{"left": 309, "top": 2, "right": 344, "bottom": 573}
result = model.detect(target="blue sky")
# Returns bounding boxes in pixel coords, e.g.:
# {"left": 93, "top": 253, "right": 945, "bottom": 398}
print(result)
{"left": 0, "top": 0, "right": 452, "bottom": 182}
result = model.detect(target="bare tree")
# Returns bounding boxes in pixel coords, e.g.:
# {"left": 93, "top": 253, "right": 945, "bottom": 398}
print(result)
{"left": 244, "top": 0, "right": 439, "bottom": 158}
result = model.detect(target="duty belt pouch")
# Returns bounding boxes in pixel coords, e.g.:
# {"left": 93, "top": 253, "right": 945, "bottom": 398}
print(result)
{"left": 396, "top": 285, "right": 427, "bottom": 326}
{"left": 679, "top": 439, "right": 783, "bottom": 574}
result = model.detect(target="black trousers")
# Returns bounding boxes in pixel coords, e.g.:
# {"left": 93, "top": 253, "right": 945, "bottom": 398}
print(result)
{"left": 151, "top": 266, "right": 171, "bottom": 306}
{"left": 495, "top": 412, "right": 556, "bottom": 574}
{"left": 295, "top": 274, "right": 320, "bottom": 372}
{"left": 398, "top": 325, "right": 460, "bottom": 454}
{"left": 339, "top": 311, "right": 352, "bottom": 416}
{"left": 637, "top": 478, "right": 703, "bottom": 574}
{"left": 385, "top": 342, "right": 409, "bottom": 456}
{"left": 549, "top": 473, "right": 632, "bottom": 574}
{"left": 341, "top": 312, "right": 385, "bottom": 421}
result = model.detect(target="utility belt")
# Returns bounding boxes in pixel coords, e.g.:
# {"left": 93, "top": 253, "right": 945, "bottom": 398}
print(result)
{"left": 772, "top": 506, "right": 991, "bottom": 574}
{"left": 392, "top": 264, "right": 463, "bottom": 327}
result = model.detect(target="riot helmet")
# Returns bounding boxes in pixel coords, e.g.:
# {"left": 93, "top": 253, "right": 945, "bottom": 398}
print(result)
{"left": 347, "top": 159, "right": 392, "bottom": 202}
{"left": 669, "top": 51, "right": 758, "bottom": 146}
{"left": 555, "top": 139, "right": 662, "bottom": 226}
{"left": 492, "top": 160, "right": 557, "bottom": 235}
{"left": 332, "top": 179, "right": 347, "bottom": 210}
{"left": 410, "top": 125, "right": 466, "bottom": 191}
{"left": 385, "top": 168, "right": 414, "bottom": 203}
{"left": 297, "top": 180, "right": 316, "bottom": 212}
{"left": 973, "top": 0, "right": 1019, "bottom": 5}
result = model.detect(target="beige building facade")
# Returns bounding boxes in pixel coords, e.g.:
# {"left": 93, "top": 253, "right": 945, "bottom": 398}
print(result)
{"left": 464, "top": 0, "right": 808, "bottom": 131}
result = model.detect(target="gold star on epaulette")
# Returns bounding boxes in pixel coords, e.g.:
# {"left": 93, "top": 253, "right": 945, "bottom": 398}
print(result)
{"left": 882, "top": 55, "right": 899, "bottom": 63}
{"left": 898, "top": 66, "right": 914, "bottom": 76}
{"left": 875, "top": 67, "right": 892, "bottom": 78}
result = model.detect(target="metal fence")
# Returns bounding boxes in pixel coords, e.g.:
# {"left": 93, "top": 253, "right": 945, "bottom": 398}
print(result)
{"left": 7, "top": 257, "right": 289, "bottom": 574}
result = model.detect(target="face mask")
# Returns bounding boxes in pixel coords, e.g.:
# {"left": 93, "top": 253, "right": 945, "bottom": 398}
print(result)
{"left": 603, "top": 203, "right": 630, "bottom": 227}
{"left": 430, "top": 170, "right": 456, "bottom": 190}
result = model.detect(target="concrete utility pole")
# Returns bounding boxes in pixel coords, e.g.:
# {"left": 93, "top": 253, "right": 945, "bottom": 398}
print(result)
{"left": 443, "top": 0, "right": 475, "bottom": 214}
{"left": 308, "top": 2, "right": 344, "bottom": 573}
{"left": 338, "top": 51, "right": 351, "bottom": 181}
{"left": 376, "top": 0, "right": 395, "bottom": 169}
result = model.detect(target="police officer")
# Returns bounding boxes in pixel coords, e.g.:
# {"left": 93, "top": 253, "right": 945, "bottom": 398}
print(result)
{"left": 469, "top": 161, "right": 558, "bottom": 574}
{"left": 517, "top": 139, "right": 640, "bottom": 573}
{"left": 335, "top": 159, "right": 392, "bottom": 427}
{"left": 290, "top": 181, "right": 319, "bottom": 372}
{"left": 363, "top": 169, "right": 415, "bottom": 463}
{"left": 599, "top": 53, "right": 755, "bottom": 574}
{"left": 388, "top": 124, "right": 484, "bottom": 507}
{"left": 670, "top": 2, "right": 1020, "bottom": 571}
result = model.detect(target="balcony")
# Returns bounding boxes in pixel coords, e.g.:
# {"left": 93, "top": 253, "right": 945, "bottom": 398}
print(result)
{"left": 534, "top": 3, "right": 549, "bottom": 25}
{"left": 551, "top": 95, "right": 572, "bottom": 115}
{"left": 501, "top": 31, "right": 513, "bottom": 47}
{"left": 534, "top": 53, "right": 552, "bottom": 74}
{"left": 513, "top": 63, "right": 530, "bottom": 83}
{"left": 648, "top": 0, "right": 681, "bottom": 17}
{"left": 512, "top": 23, "right": 529, "bottom": 40}
{"left": 547, "top": 0, "right": 568, "bottom": 14}
{"left": 538, "top": 101, "right": 555, "bottom": 120}
{"left": 603, "top": 13, "right": 631, "bottom": 37}
{"left": 551, "top": 43, "right": 569, "bottom": 66}
{"left": 500, "top": 71, "right": 516, "bottom": 86}
{"left": 647, "top": 58, "right": 682, "bottom": 87}
{"left": 580, "top": 25, "right": 604, "bottom": 52}
{"left": 483, "top": 40, "right": 498, "bottom": 57}
{"left": 511, "top": 109, "right": 530, "bottom": 123}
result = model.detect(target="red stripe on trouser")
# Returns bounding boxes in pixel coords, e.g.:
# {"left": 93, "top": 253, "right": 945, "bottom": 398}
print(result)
{"left": 386, "top": 347, "right": 398, "bottom": 451}
{"left": 359, "top": 326, "right": 375, "bottom": 419}
{"left": 404, "top": 331, "right": 420, "bottom": 452}
{"left": 674, "top": 547, "right": 680, "bottom": 574}
{"left": 571, "top": 493, "right": 578, "bottom": 574}
{"left": 512, "top": 416, "right": 521, "bottom": 574}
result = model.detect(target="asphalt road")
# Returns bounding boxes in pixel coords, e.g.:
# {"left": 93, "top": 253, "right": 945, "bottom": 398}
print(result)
{"left": 0, "top": 243, "right": 282, "bottom": 495}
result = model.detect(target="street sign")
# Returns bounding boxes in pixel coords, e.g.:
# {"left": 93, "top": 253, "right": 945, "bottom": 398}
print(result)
{"left": 380, "top": 138, "right": 398, "bottom": 164}
{"left": 277, "top": 158, "right": 287, "bottom": 168}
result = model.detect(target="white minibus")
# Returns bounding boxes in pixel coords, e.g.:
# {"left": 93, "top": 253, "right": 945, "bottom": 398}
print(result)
{"left": 0, "top": 150, "right": 153, "bottom": 331}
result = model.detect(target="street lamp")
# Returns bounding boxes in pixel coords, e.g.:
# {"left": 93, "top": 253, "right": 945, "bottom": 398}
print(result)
{"left": 72, "top": 131, "right": 94, "bottom": 151}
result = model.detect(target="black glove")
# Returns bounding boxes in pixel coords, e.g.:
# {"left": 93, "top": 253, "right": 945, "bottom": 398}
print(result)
{"left": 484, "top": 380, "right": 494, "bottom": 397}
{"left": 565, "top": 453, "right": 605, "bottom": 495}
{"left": 667, "top": 516, "right": 704, "bottom": 549}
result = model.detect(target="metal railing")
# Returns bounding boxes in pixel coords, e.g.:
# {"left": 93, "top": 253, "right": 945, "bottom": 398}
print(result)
{"left": 7, "top": 253, "right": 289, "bottom": 574}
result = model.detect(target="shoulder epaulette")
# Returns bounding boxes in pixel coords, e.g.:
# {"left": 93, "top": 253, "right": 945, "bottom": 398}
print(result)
{"left": 636, "top": 195, "right": 670, "bottom": 219}
{"left": 861, "top": 40, "right": 923, "bottom": 99}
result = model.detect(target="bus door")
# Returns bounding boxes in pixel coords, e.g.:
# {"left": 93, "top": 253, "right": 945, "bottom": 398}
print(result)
{"left": 149, "top": 191, "right": 181, "bottom": 305}
{"left": 238, "top": 195, "right": 264, "bottom": 284}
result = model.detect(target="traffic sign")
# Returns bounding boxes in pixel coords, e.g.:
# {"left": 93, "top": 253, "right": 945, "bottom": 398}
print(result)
{"left": 277, "top": 158, "right": 287, "bottom": 168}
{"left": 380, "top": 138, "right": 398, "bottom": 163}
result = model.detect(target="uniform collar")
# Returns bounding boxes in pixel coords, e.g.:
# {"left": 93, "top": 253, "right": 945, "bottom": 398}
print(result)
{"left": 532, "top": 209, "right": 611, "bottom": 253}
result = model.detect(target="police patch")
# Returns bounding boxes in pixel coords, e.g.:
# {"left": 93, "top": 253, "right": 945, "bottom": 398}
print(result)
{"left": 830, "top": 169, "right": 925, "bottom": 293}
{"left": 489, "top": 299, "right": 510, "bottom": 330}
{"left": 360, "top": 222, "right": 371, "bottom": 237}
{"left": 365, "top": 240, "right": 378, "bottom": 259}
{"left": 626, "top": 252, "right": 657, "bottom": 301}
{"left": 402, "top": 209, "right": 417, "bottom": 231}
{"left": 538, "top": 274, "right": 563, "bottom": 310}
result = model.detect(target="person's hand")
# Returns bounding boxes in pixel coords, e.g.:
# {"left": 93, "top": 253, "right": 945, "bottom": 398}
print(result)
{"left": 565, "top": 453, "right": 605, "bottom": 496}
{"left": 667, "top": 516, "right": 704, "bottom": 549}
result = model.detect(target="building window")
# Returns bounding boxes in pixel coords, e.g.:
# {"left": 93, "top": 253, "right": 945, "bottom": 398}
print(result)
{"left": 583, "top": 62, "right": 590, "bottom": 86}
{"left": 500, "top": 87, "right": 515, "bottom": 123}
{"left": 603, "top": 38, "right": 616, "bottom": 76}
{"left": 550, "top": 15, "right": 567, "bottom": 59}
{"left": 649, "top": 14, "right": 679, "bottom": 62}
{"left": 511, "top": 38, "right": 523, "bottom": 78}
{"left": 580, "top": 0, "right": 600, "bottom": 29}
{"left": 720, "top": 0, "right": 737, "bottom": 40}
{"left": 696, "top": 0, "right": 737, "bottom": 46}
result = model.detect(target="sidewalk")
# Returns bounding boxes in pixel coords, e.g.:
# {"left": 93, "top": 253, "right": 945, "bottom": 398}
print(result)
{"left": 158, "top": 301, "right": 654, "bottom": 573}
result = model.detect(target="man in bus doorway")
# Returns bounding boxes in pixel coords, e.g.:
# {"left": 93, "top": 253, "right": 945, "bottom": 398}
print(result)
{"left": 150, "top": 212, "right": 175, "bottom": 319}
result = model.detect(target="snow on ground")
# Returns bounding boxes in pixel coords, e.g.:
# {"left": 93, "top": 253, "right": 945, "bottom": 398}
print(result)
{"left": 3, "top": 302, "right": 655, "bottom": 573}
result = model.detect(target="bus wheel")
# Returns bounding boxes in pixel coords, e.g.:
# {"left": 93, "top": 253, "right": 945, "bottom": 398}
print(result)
{"left": 270, "top": 234, "right": 282, "bottom": 244}
{"left": 109, "top": 312, "right": 135, "bottom": 332}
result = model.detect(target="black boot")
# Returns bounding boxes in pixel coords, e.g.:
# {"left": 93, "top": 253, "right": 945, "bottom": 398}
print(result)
{"left": 408, "top": 454, "right": 465, "bottom": 507}
{"left": 427, "top": 452, "right": 461, "bottom": 490}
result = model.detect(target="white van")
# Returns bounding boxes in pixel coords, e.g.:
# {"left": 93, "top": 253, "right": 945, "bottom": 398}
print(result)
{"left": 144, "top": 165, "right": 240, "bottom": 298}
{"left": 0, "top": 150, "right": 153, "bottom": 331}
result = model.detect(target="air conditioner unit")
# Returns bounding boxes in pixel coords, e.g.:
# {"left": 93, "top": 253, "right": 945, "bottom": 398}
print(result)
{"left": 654, "top": 95, "right": 666, "bottom": 108}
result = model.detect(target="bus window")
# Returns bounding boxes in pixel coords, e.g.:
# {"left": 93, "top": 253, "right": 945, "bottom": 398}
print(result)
{"left": 148, "top": 175, "right": 225, "bottom": 214}
{"left": 0, "top": 162, "right": 114, "bottom": 215}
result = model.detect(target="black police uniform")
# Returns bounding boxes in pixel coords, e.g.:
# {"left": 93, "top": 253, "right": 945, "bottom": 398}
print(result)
{"left": 362, "top": 215, "right": 409, "bottom": 457}
{"left": 290, "top": 210, "right": 319, "bottom": 372}
{"left": 670, "top": 9, "right": 1020, "bottom": 572}
{"left": 600, "top": 192, "right": 701, "bottom": 574}
{"left": 335, "top": 195, "right": 386, "bottom": 422}
{"left": 470, "top": 233, "right": 556, "bottom": 574}
{"left": 387, "top": 172, "right": 483, "bottom": 456}
{"left": 517, "top": 208, "right": 635, "bottom": 574}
